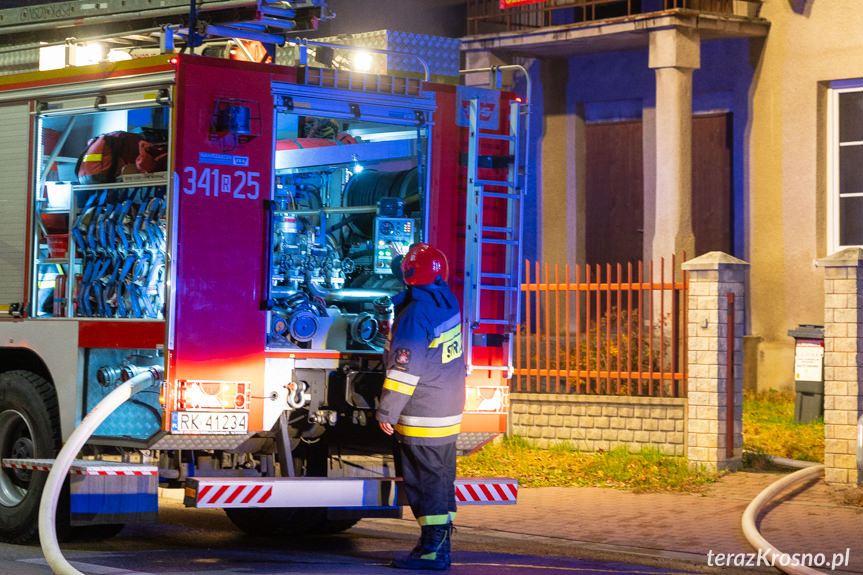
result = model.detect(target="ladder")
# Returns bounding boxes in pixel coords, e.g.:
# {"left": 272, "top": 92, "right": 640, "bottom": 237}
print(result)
{"left": 463, "top": 89, "right": 529, "bottom": 376}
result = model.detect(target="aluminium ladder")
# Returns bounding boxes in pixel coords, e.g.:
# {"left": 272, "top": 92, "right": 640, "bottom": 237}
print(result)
{"left": 463, "top": 94, "right": 529, "bottom": 377}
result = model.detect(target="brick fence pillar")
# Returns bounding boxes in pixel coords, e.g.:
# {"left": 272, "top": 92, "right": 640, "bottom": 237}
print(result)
{"left": 682, "top": 252, "right": 747, "bottom": 471}
{"left": 816, "top": 248, "right": 863, "bottom": 485}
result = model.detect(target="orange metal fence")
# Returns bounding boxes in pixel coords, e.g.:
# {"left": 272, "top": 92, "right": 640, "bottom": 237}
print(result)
{"left": 514, "top": 257, "right": 688, "bottom": 397}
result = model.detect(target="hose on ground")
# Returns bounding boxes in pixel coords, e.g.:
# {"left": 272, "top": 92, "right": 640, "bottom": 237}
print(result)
{"left": 741, "top": 462, "right": 826, "bottom": 575}
{"left": 38, "top": 370, "right": 161, "bottom": 575}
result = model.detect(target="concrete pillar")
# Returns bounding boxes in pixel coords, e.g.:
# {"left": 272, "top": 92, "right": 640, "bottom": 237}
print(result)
{"left": 648, "top": 27, "right": 699, "bottom": 262}
{"left": 539, "top": 57, "right": 576, "bottom": 271}
{"left": 682, "top": 252, "right": 747, "bottom": 471}
{"left": 816, "top": 248, "right": 863, "bottom": 485}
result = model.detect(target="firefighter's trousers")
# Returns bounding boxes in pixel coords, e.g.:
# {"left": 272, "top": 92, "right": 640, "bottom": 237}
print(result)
{"left": 397, "top": 441, "right": 457, "bottom": 526}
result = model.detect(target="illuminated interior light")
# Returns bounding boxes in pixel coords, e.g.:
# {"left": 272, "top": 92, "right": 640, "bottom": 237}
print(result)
{"left": 353, "top": 50, "right": 373, "bottom": 72}
{"left": 38, "top": 45, "right": 65, "bottom": 71}
{"left": 107, "top": 49, "right": 132, "bottom": 62}
{"left": 75, "top": 43, "right": 103, "bottom": 66}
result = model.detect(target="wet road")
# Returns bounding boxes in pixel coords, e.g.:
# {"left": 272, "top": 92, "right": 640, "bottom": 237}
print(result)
{"left": 0, "top": 498, "right": 705, "bottom": 575}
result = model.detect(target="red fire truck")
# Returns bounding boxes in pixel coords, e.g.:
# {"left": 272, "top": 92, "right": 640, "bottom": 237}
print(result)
{"left": 0, "top": 40, "right": 526, "bottom": 543}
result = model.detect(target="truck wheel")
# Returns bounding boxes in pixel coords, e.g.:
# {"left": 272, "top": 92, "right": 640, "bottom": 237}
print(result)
{"left": 309, "top": 512, "right": 360, "bottom": 534}
{"left": 223, "top": 506, "right": 312, "bottom": 536}
{"left": 0, "top": 370, "right": 64, "bottom": 544}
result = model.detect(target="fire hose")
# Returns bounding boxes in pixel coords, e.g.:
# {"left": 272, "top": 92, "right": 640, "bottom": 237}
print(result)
{"left": 741, "top": 453, "right": 825, "bottom": 575}
{"left": 38, "top": 367, "right": 163, "bottom": 575}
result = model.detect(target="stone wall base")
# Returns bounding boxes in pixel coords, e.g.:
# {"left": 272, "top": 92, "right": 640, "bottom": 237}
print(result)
{"left": 511, "top": 393, "right": 687, "bottom": 455}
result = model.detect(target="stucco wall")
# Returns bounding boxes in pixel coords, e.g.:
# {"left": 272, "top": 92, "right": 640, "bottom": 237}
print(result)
{"left": 748, "top": 2, "right": 863, "bottom": 391}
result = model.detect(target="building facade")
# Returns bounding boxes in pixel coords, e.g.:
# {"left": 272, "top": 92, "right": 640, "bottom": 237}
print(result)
{"left": 463, "top": 0, "right": 863, "bottom": 392}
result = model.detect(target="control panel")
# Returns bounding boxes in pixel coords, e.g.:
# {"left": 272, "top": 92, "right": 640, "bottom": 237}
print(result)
{"left": 373, "top": 217, "right": 414, "bottom": 275}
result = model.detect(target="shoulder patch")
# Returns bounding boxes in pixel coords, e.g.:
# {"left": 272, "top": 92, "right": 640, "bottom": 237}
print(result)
{"left": 394, "top": 348, "right": 411, "bottom": 366}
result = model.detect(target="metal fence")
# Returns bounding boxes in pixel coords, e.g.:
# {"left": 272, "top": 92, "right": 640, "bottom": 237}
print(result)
{"left": 467, "top": 0, "right": 744, "bottom": 35}
{"left": 514, "top": 256, "right": 688, "bottom": 397}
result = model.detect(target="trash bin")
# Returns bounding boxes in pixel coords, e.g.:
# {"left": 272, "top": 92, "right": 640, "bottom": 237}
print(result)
{"left": 787, "top": 325, "right": 824, "bottom": 424}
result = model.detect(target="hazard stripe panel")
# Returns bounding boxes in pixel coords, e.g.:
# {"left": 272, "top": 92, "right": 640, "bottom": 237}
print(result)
{"left": 187, "top": 476, "right": 518, "bottom": 509}
{"left": 2, "top": 458, "right": 157, "bottom": 476}
{"left": 454, "top": 477, "right": 518, "bottom": 505}
{"left": 185, "top": 477, "right": 399, "bottom": 509}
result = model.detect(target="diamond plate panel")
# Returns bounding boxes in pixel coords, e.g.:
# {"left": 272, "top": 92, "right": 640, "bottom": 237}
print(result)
{"left": 316, "top": 30, "right": 460, "bottom": 79}
{"left": 456, "top": 431, "right": 499, "bottom": 456}
{"left": 385, "top": 31, "right": 460, "bottom": 78}
{"left": 0, "top": 48, "right": 38, "bottom": 76}
{"left": 148, "top": 433, "right": 255, "bottom": 450}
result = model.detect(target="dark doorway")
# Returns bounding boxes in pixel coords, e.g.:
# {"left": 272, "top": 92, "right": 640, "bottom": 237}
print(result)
{"left": 584, "top": 113, "right": 732, "bottom": 264}
{"left": 692, "top": 112, "right": 733, "bottom": 255}
{"left": 585, "top": 119, "right": 644, "bottom": 266}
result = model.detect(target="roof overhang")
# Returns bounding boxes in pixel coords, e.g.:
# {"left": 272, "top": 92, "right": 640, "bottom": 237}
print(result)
{"left": 461, "top": 9, "right": 770, "bottom": 58}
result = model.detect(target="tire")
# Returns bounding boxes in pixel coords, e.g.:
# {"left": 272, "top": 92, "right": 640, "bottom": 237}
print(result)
{"left": 224, "top": 506, "right": 315, "bottom": 536}
{"left": 313, "top": 515, "right": 360, "bottom": 534}
{"left": 0, "top": 370, "right": 64, "bottom": 544}
{"left": 224, "top": 506, "right": 359, "bottom": 536}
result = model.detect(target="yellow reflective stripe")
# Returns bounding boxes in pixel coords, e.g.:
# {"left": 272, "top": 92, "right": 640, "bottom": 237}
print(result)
{"left": 418, "top": 514, "right": 450, "bottom": 526}
{"left": 83, "top": 153, "right": 103, "bottom": 162}
{"left": 393, "top": 422, "right": 460, "bottom": 438}
{"left": 383, "top": 378, "right": 415, "bottom": 396}
{"left": 449, "top": 511, "right": 456, "bottom": 522}
{"left": 429, "top": 324, "right": 460, "bottom": 349}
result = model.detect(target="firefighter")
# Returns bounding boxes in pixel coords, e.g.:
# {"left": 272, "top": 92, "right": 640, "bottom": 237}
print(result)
{"left": 377, "top": 243, "right": 465, "bottom": 570}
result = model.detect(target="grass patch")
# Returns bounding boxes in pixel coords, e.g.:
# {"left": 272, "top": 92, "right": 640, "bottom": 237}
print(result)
{"left": 457, "top": 436, "right": 718, "bottom": 492}
{"left": 743, "top": 390, "right": 824, "bottom": 463}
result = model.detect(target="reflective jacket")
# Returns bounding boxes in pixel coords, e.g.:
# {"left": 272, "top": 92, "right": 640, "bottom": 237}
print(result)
{"left": 376, "top": 279, "right": 466, "bottom": 446}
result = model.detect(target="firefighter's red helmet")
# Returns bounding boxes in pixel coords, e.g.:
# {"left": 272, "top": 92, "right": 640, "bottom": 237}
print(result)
{"left": 401, "top": 243, "right": 448, "bottom": 285}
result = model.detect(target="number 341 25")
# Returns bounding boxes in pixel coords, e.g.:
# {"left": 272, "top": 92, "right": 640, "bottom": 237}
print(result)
{"left": 182, "top": 166, "right": 260, "bottom": 199}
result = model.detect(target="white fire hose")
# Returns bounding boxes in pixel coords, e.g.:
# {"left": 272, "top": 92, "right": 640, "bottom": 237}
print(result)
{"left": 39, "top": 369, "right": 161, "bottom": 575}
{"left": 741, "top": 454, "right": 826, "bottom": 575}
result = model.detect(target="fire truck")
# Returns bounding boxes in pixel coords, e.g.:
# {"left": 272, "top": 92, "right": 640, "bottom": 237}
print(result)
{"left": 0, "top": 10, "right": 527, "bottom": 545}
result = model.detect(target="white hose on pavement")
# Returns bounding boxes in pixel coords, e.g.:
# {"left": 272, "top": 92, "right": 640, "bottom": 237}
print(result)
{"left": 741, "top": 462, "right": 826, "bottom": 575}
{"left": 39, "top": 370, "right": 160, "bottom": 575}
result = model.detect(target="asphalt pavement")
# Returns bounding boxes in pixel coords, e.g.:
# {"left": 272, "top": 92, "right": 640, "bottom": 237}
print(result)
{"left": 3, "top": 469, "right": 861, "bottom": 575}
{"left": 371, "top": 469, "right": 863, "bottom": 574}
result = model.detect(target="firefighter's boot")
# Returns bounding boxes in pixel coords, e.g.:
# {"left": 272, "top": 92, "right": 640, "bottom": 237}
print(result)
{"left": 391, "top": 524, "right": 451, "bottom": 570}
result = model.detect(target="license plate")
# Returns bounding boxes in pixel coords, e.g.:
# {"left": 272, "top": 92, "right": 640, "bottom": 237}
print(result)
{"left": 170, "top": 411, "right": 248, "bottom": 434}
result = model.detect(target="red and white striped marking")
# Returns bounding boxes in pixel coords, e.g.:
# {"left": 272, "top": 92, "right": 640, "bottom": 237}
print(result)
{"left": 1, "top": 458, "right": 157, "bottom": 476}
{"left": 196, "top": 483, "right": 274, "bottom": 506}
{"left": 73, "top": 468, "right": 157, "bottom": 476}
{"left": 455, "top": 478, "right": 518, "bottom": 505}
{"left": 187, "top": 476, "right": 398, "bottom": 509}
{"left": 2, "top": 461, "right": 51, "bottom": 472}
